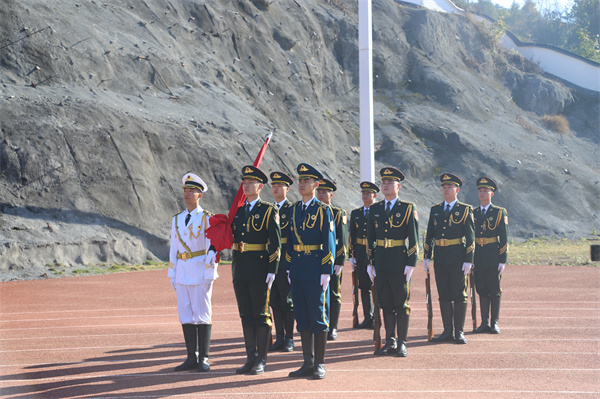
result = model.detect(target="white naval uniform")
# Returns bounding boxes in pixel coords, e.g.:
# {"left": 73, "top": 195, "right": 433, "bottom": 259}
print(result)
{"left": 168, "top": 206, "right": 218, "bottom": 324}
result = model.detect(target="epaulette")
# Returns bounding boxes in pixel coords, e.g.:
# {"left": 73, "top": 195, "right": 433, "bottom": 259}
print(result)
{"left": 260, "top": 201, "right": 275, "bottom": 208}
{"left": 203, "top": 209, "right": 214, "bottom": 216}
{"left": 174, "top": 211, "right": 185, "bottom": 217}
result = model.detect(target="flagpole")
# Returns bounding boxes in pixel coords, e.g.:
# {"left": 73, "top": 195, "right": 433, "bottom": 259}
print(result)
{"left": 359, "top": 0, "right": 375, "bottom": 183}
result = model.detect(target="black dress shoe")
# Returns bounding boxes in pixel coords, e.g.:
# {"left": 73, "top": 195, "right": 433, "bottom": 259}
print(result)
{"left": 374, "top": 340, "right": 397, "bottom": 356}
{"left": 197, "top": 357, "right": 210, "bottom": 372}
{"left": 269, "top": 337, "right": 285, "bottom": 351}
{"left": 174, "top": 357, "right": 198, "bottom": 372}
{"left": 356, "top": 318, "right": 374, "bottom": 329}
{"left": 473, "top": 323, "right": 491, "bottom": 334}
{"left": 431, "top": 330, "right": 454, "bottom": 343}
{"left": 396, "top": 343, "right": 408, "bottom": 357}
{"left": 236, "top": 355, "right": 257, "bottom": 374}
{"left": 327, "top": 328, "right": 338, "bottom": 341}
{"left": 313, "top": 364, "right": 326, "bottom": 379}
{"left": 250, "top": 358, "right": 267, "bottom": 375}
{"left": 289, "top": 362, "right": 314, "bottom": 377}
{"left": 282, "top": 338, "right": 294, "bottom": 352}
{"left": 455, "top": 332, "right": 467, "bottom": 344}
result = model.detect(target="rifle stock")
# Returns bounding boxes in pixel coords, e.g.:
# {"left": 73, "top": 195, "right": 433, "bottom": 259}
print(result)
{"left": 372, "top": 278, "right": 382, "bottom": 350}
{"left": 470, "top": 269, "right": 477, "bottom": 330}
{"left": 425, "top": 270, "right": 434, "bottom": 341}
{"left": 352, "top": 268, "right": 359, "bottom": 328}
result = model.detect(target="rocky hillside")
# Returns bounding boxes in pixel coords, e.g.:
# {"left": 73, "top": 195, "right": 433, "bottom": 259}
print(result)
{"left": 1, "top": 0, "right": 598, "bottom": 280}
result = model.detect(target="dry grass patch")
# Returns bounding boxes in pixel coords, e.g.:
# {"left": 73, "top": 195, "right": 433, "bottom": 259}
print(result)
{"left": 541, "top": 114, "right": 570, "bottom": 133}
{"left": 510, "top": 237, "right": 599, "bottom": 266}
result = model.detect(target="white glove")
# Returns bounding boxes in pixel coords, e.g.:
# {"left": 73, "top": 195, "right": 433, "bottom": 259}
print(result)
{"left": 462, "top": 263, "right": 472, "bottom": 275}
{"left": 334, "top": 265, "right": 343, "bottom": 276}
{"left": 206, "top": 250, "right": 217, "bottom": 266}
{"left": 423, "top": 259, "right": 430, "bottom": 272}
{"left": 349, "top": 257, "right": 356, "bottom": 270}
{"left": 404, "top": 266, "right": 414, "bottom": 282}
{"left": 320, "top": 274, "right": 330, "bottom": 291}
{"left": 170, "top": 277, "right": 176, "bottom": 291}
{"left": 266, "top": 273, "right": 276, "bottom": 289}
{"left": 498, "top": 263, "right": 505, "bottom": 276}
{"left": 287, "top": 270, "right": 291, "bottom": 285}
{"left": 367, "top": 265, "right": 376, "bottom": 283}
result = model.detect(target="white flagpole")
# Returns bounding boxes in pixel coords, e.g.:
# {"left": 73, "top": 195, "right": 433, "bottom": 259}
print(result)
{"left": 359, "top": 0, "right": 375, "bottom": 183}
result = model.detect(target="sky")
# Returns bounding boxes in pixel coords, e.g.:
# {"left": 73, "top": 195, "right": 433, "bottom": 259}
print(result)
{"left": 489, "top": 0, "right": 573, "bottom": 11}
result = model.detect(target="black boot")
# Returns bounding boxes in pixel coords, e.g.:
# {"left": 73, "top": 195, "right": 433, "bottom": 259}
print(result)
{"left": 197, "top": 324, "right": 211, "bottom": 372}
{"left": 269, "top": 309, "right": 285, "bottom": 351}
{"left": 327, "top": 301, "right": 340, "bottom": 341}
{"left": 251, "top": 325, "right": 270, "bottom": 375}
{"left": 454, "top": 301, "right": 468, "bottom": 344}
{"left": 396, "top": 312, "right": 409, "bottom": 357}
{"left": 174, "top": 324, "right": 198, "bottom": 371}
{"left": 313, "top": 331, "right": 327, "bottom": 379}
{"left": 432, "top": 301, "right": 454, "bottom": 342}
{"left": 283, "top": 310, "right": 295, "bottom": 352}
{"left": 236, "top": 326, "right": 257, "bottom": 374}
{"left": 474, "top": 296, "right": 491, "bottom": 333}
{"left": 490, "top": 296, "right": 501, "bottom": 334}
{"left": 374, "top": 310, "right": 397, "bottom": 355}
{"left": 356, "top": 290, "right": 374, "bottom": 329}
{"left": 289, "top": 330, "right": 314, "bottom": 377}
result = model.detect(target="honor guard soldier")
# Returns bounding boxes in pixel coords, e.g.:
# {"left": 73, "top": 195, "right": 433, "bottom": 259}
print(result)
{"left": 366, "top": 168, "right": 419, "bottom": 357}
{"left": 349, "top": 181, "right": 380, "bottom": 329}
{"left": 424, "top": 173, "right": 475, "bottom": 344}
{"left": 268, "top": 171, "right": 295, "bottom": 352}
{"left": 316, "top": 178, "right": 348, "bottom": 341}
{"left": 168, "top": 173, "right": 218, "bottom": 372}
{"left": 286, "top": 163, "right": 336, "bottom": 379}
{"left": 473, "top": 177, "right": 508, "bottom": 334}
{"left": 231, "top": 166, "right": 281, "bottom": 375}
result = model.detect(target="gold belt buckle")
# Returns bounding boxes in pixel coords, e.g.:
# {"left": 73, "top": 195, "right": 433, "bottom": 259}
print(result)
{"left": 181, "top": 252, "right": 189, "bottom": 260}
{"left": 384, "top": 239, "right": 392, "bottom": 248}
{"left": 439, "top": 239, "right": 446, "bottom": 246}
{"left": 239, "top": 242, "right": 245, "bottom": 253}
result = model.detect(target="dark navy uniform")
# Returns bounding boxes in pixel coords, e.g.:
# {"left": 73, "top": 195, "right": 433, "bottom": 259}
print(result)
{"left": 473, "top": 176, "right": 508, "bottom": 334}
{"left": 349, "top": 181, "right": 380, "bottom": 329}
{"left": 424, "top": 173, "right": 475, "bottom": 344}
{"left": 231, "top": 166, "right": 281, "bottom": 375}
{"left": 366, "top": 168, "right": 419, "bottom": 356}
{"left": 268, "top": 171, "right": 295, "bottom": 351}
{"left": 286, "top": 163, "right": 336, "bottom": 380}
{"left": 317, "top": 178, "right": 348, "bottom": 341}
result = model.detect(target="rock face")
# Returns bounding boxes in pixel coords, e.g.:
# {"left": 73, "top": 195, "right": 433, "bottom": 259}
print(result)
{"left": 1, "top": 0, "right": 598, "bottom": 280}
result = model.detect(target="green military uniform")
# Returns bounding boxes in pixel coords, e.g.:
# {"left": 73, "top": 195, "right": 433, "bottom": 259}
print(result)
{"left": 366, "top": 168, "right": 419, "bottom": 357}
{"left": 268, "top": 171, "right": 295, "bottom": 352}
{"left": 473, "top": 176, "right": 508, "bottom": 334}
{"left": 349, "top": 181, "right": 380, "bottom": 329}
{"left": 424, "top": 173, "right": 474, "bottom": 344}
{"left": 318, "top": 178, "right": 348, "bottom": 341}
{"left": 232, "top": 166, "right": 281, "bottom": 375}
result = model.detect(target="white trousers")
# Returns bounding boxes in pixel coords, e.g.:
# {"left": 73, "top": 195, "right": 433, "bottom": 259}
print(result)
{"left": 175, "top": 282, "right": 213, "bottom": 324}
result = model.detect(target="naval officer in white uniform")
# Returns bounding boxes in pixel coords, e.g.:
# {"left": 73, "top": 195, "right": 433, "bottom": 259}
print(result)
{"left": 168, "top": 173, "right": 218, "bottom": 372}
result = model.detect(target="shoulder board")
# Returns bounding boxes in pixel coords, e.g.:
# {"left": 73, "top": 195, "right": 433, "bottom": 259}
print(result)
{"left": 261, "top": 201, "right": 275, "bottom": 208}
{"left": 174, "top": 211, "right": 185, "bottom": 218}
{"left": 202, "top": 209, "right": 214, "bottom": 216}
{"left": 457, "top": 202, "right": 472, "bottom": 209}
{"left": 351, "top": 207, "right": 363, "bottom": 213}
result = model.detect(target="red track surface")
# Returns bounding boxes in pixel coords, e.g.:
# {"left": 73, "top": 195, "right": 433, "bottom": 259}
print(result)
{"left": 1, "top": 264, "right": 599, "bottom": 398}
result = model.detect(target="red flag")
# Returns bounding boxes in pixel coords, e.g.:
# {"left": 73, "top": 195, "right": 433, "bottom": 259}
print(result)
{"left": 206, "top": 133, "right": 273, "bottom": 254}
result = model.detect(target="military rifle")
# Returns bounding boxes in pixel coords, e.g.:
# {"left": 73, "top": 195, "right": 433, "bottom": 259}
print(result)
{"left": 425, "top": 269, "right": 434, "bottom": 341}
{"left": 352, "top": 264, "right": 359, "bottom": 328}
{"left": 469, "top": 268, "right": 477, "bottom": 331}
{"left": 372, "top": 276, "right": 382, "bottom": 351}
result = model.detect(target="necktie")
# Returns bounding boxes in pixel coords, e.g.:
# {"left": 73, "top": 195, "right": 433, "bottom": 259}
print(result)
{"left": 481, "top": 207, "right": 486, "bottom": 216}
{"left": 302, "top": 204, "right": 307, "bottom": 214}
{"left": 365, "top": 208, "right": 369, "bottom": 217}
{"left": 444, "top": 204, "right": 450, "bottom": 218}
{"left": 245, "top": 203, "right": 250, "bottom": 219}
{"left": 185, "top": 213, "right": 191, "bottom": 226}
{"left": 385, "top": 202, "right": 391, "bottom": 216}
